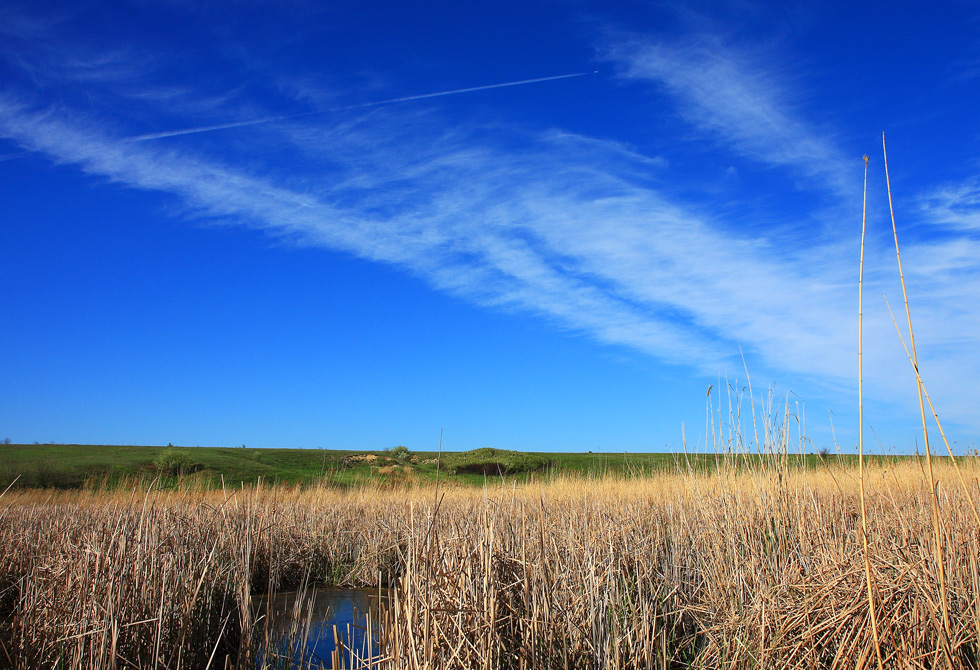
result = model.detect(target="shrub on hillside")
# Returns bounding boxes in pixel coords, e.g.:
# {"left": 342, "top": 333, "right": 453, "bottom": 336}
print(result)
{"left": 390, "top": 445, "right": 411, "bottom": 461}
{"left": 444, "top": 448, "right": 551, "bottom": 476}
{"left": 154, "top": 448, "right": 197, "bottom": 476}
{"left": 33, "top": 460, "right": 85, "bottom": 488}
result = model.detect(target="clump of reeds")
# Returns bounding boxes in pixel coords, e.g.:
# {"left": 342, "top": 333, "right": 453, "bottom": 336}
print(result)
{"left": 381, "top": 458, "right": 979, "bottom": 669}
{"left": 0, "top": 483, "right": 412, "bottom": 668}
{"left": 2, "top": 452, "right": 977, "bottom": 669}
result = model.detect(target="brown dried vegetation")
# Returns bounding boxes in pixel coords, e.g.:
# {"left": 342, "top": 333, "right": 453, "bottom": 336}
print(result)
{"left": 0, "top": 456, "right": 978, "bottom": 668}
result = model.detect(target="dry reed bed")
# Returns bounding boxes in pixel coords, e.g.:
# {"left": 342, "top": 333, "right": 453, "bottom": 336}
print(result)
{"left": 1, "top": 461, "right": 978, "bottom": 668}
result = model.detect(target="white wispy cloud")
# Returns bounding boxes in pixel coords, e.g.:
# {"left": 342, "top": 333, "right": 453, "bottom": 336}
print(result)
{"left": 918, "top": 178, "right": 980, "bottom": 232}
{"left": 0, "top": 12, "right": 150, "bottom": 89}
{"left": 0, "top": 92, "right": 853, "bottom": 379}
{"left": 598, "top": 33, "right": 980, "bottom": 434}
{"left": 2, "top": 25, "right": 979, "bottom": 439}
{"left": 607, "top": 36, "right": 853, "bottom": 198}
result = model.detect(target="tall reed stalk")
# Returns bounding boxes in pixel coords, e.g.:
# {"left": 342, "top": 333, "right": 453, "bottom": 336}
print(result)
{"left": 857, "top": 153, "right": 884, "bottom": 670}
{"left": 883, "top": 133, "right": 953, "bottom": 666}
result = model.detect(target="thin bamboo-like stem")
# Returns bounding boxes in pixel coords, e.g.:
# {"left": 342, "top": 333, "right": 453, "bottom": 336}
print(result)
{"left": 739, "top": 346, "right": 763, "bottom": 460}
{"left": 882, "top": 133, "right": 953, "bottom": 663}
{"left": 858, "top": 153, "right": 884, "bottom": 670}
{"left": 883, "top": 295, "right": 980, "bottom": 526}
{"left": 423, "top": 427, "right": 445, "bottom": 665}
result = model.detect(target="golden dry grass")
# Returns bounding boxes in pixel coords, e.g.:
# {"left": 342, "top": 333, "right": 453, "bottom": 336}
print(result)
{"left": 1, "top": 457, "right": 978, "bottom": 669}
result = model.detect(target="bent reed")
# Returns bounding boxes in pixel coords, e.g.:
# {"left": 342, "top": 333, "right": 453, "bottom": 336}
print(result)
{"left": 1, "top": 454, "right": 978, "bottom": 669}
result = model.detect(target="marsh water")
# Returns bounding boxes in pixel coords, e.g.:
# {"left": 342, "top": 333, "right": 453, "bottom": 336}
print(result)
{"left": 254, "top": 587, "right": 391, "bottom": 668}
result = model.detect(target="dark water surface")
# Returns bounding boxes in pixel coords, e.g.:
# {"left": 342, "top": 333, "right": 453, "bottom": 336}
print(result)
{"left": 255, "top": 587, "right": 391, "bottom": 668}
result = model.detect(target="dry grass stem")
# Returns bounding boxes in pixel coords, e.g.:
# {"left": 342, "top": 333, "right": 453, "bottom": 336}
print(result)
{"left": 858, "top": 153, "right": 884, "bottom": 670}
{"left": 883, "top": 134, "right": 954, "bottom": 665}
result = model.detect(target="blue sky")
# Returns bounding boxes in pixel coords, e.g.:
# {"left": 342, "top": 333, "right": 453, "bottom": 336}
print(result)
{"left": 1, "top": 1, "right": 978, "bottom": 454}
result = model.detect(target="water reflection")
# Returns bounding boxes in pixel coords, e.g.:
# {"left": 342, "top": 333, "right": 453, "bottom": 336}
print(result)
{"left": 255, "top": 587, "right": 390, "bottom": 668}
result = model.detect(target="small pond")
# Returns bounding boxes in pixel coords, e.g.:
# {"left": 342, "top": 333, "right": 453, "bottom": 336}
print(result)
{"left": 254, "top": 587, "right": 391, "bottom": 668}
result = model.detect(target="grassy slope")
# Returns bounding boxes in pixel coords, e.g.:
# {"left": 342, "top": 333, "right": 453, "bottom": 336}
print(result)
{"left": 0, "top": 443, "right": 875, "bottom": 489}
{"left": 0, "top": 444, "right": 371, "bottom": 488}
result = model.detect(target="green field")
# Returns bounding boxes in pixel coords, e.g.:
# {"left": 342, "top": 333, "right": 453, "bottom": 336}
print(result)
{"left": 0, "top": 442, "right": 875, "bottom": 490}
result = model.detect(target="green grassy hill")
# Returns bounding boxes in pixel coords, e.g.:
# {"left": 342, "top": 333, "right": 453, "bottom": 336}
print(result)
{"left": 0, "top": 442, "right": 879, "bottom": 490}
{"left": 0, "top": 443, "right": 699, "bottom": 489}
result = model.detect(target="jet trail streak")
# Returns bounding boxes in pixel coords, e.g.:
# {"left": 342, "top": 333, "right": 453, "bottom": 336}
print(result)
{"left": 128, "top": 71, "right": 594, "bottom": 142}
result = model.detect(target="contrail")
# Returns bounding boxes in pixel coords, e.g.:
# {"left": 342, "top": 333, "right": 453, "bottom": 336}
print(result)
{"left": 128, "top": 71, "right": 596, "bottom": 142}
